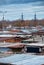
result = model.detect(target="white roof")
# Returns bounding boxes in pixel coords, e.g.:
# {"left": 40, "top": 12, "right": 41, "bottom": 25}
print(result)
{"left": 0, "top": 35, "right": 17, "bottom": 37}
{"left": 0, "top": 54, "right": 44, "bottom": 65}
{"left": 26, "top": 43, "right": 44, "bottom": 47}
{"left": 21, "top": 29, "right": 31, "bottom": 34}
{"left": 23, "top": 39, "right": 33, "bottom": 41}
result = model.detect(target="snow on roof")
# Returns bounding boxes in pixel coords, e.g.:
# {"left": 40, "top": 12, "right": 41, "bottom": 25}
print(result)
{"left": 21, "top": 29, "right": 31, "bottom": 34}
{"left": 26, "top": 43, "right": 44, "bottom": 47}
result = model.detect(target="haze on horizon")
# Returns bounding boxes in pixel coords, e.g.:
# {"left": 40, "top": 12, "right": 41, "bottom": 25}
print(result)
{"left": 0, "top": 0, "right": 44, "bottom": 21}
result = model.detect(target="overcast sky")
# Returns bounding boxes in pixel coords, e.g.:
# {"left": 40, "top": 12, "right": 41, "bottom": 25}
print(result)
{"left": 0, "top": 0, "right": 44, "bottom": 21}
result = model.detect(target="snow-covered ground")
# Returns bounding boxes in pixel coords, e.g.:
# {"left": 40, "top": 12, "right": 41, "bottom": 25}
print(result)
{"left": 0, "top": 54, "right": 44, "bottom": 65}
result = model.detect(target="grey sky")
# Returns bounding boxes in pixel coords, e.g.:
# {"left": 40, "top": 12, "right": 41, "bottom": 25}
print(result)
{"left": 0, "top": 0, "right": 44, "bottom": 20}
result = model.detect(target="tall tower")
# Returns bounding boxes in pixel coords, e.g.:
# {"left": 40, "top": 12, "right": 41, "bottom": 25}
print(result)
{"left": 34, "top": 12, "right": 36, "bottom": 22}
{"left": 3, "top": 13, "right": 4, "bottom": 21}
{"left": 21, "top": 13, "right": 23, "bottom": 21}
{"left": 34, "top": 12, "right": 37, "bottom": 26}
